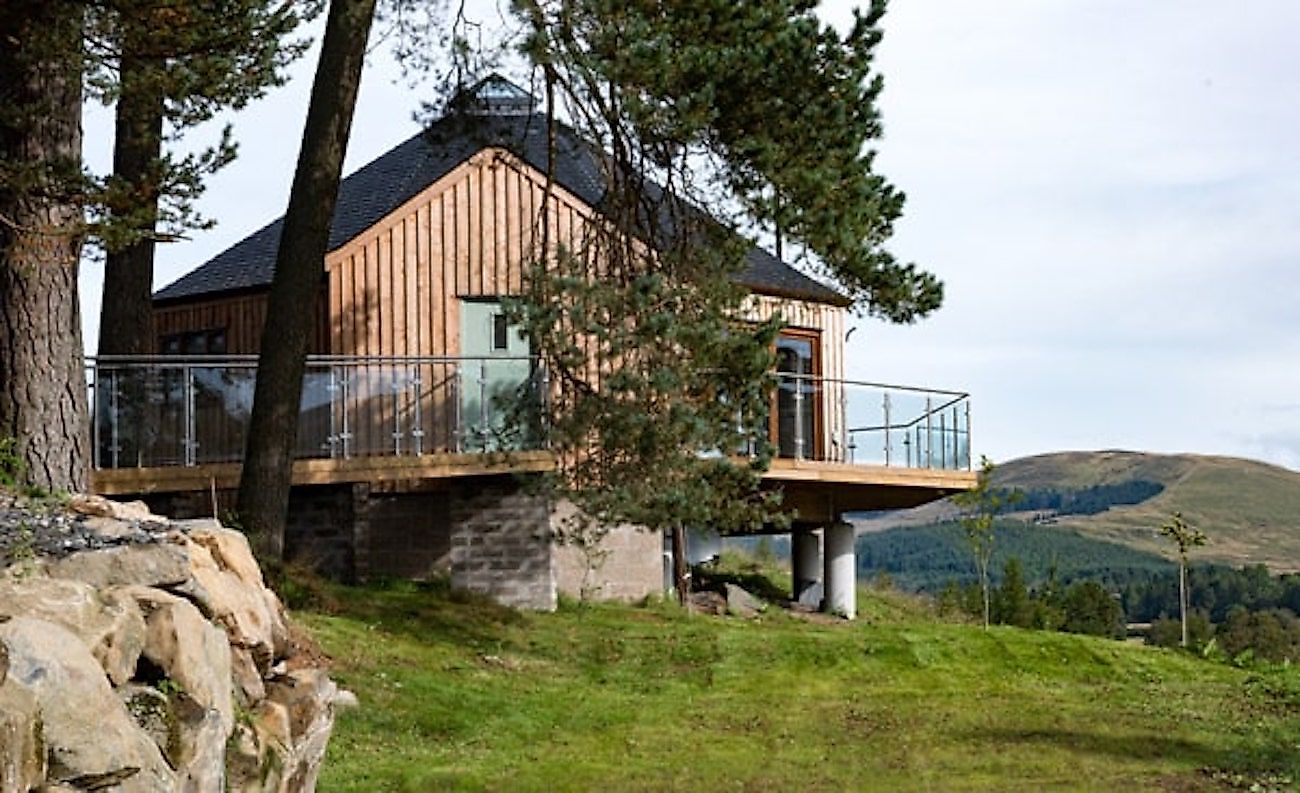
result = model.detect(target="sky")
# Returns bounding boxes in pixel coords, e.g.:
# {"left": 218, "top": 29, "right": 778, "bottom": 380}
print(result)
{"left": 78, "top": 1, "right": 1300, "bottom": 471}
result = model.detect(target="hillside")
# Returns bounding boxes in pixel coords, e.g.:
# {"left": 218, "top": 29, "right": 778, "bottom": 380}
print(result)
{"left": 854, "top": 450, "right": 1300, "bottom": 572}
{"left": 303, "top": 576, "right": 1300, "bottom": 791}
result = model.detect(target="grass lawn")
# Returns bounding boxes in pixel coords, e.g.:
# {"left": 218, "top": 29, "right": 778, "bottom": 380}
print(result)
{"left": 299, "top": 574, "right": 1300, "bottom": 792}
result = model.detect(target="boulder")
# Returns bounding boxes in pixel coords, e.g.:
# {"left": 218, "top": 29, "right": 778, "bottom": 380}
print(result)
{"left": 48, "top": 543, "right": 190, "bottom": 589}
{"left": 171, "top": 692, "right": 229, "bottom": 793}
{"left": 185, "top": 523, "right": 268, "bottom": 590}
{"left": 68, "top": 494, "right": 159, "bottom": 523}
{"left": 124, "top": 586, "right": 234, "bottom": 737}
{"left": 0, "top": 617, "right": 175, "bottom": 791}
{"left": 0, "top": 675, "right": 44, "bottom": 792}
{"left": 181, "top": 537, "right": 288, "bottom": 669}
{"left": 0, "top": 577, "right": 146, "bottom": 685}
{"left": 231, "top": 646, "right": 267, "bottom": 706}
{"left": 116, "top": 684, "right": 172, "bottom": 755}
{"left": 265, "top": 668, "right": 341, "bottom": 793}
{"left": 725, "top": 583, "right": 766, "bottom": 619}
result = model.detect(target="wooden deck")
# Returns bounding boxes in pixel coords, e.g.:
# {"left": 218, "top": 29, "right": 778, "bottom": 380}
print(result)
{"left": 93, "top": 452, "right": 974, "bottom": 525}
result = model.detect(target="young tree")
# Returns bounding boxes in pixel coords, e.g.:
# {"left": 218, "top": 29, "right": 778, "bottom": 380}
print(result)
{"left": 237, "top": 0, "right": 377, "bottom": 557}
{"left": 1159, "top": 511, "right": 1207, "bottom": 648}
{"left": 952, "top": 456, "right": 1019, "bottom": 629}
{"left": 509, "top": 0, "right": 941, "bottom": 602}
{"left": 0, "top": 0, "right": 91, "bottom": 492}
{"left": 994, "top": 556, "right": 1031, "bottom": 627}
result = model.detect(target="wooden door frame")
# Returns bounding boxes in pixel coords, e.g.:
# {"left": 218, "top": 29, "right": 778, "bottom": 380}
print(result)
{"left": 771, "top": 327, "right": 823, "bottom": 459}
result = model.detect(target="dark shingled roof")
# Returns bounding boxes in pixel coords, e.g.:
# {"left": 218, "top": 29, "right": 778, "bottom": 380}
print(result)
{"left": 155, "top": 100, "right": 848, "bottom": 307}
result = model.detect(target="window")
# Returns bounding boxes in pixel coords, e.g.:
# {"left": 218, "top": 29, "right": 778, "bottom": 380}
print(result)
{"left": 160, "top": 328, "right": 228, "bottom": 355}
{"left": 492, "top": 313, "right": 509, "bottom": 351}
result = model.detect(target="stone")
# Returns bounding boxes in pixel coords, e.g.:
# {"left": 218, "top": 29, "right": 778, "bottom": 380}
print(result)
{"left": 181, "top": 538, "right": 287, "bottom": 669}
{"left": 0, "top": 676, "right": 45, "bottom": 792}
{"left": 171, "top": 693, "right": 229, "bottom": 793}
{"left": 230, "top": 646, "right": 267, "bottom": 706}
{"left": 689, "top": 589, "right": 726, "bottom": 615}
{"left": 68, "top": 494, "right": 158, "bottom": 523}
{"left": 725, "top": 583, "right": 766, "bottom": 619}
{"left": 0, "top": 617, "right": 175, "bottom": 791}
{"left": 81, "top": 515, "right": 137, "bottom": 540}
{"left": 47, "top": 543, "right": 190, "bottom": 589}
{"left": 117, "top": 684, "right": 172, "bottom": 754}
{"left": 265, "top": 668, "right": 341, "bottom": 792}
{"left": 124, "top": 586, "right": 234, "bottom": 737}
{"left": 0, "top": 577, "right": 146, "bottom": 685}
{"left": 185, "top": 524, "right": 268, "bottom": 591}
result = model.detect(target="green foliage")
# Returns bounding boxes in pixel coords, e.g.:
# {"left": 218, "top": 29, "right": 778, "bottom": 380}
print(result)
{"left": 515, "top": 0, "right": 940, "bottom": 321}
{"left": 952, "top": 457, "right": 1021, "bottom": 627}
{"left": 855, "top": 520, "right": 1175, "bottom": 591}
{"left": 1217, "top": 608, "right": 1300, "bottom": 664}
{"left": 1160, "top": 512, "right": 1207, "bottom": 561}
{"left": 1058, "top": 580, "right": 1125, "bottom": 639}
{"left": 0, "top": 436, "right": 24, "bottom": 488}
{"left": 1000, "top": 479, "right": 1165, "bottom": 517}
{"left": 993, "top": 557, "right": 1033, "bottom": 628}
{"left": 1147, "top": 611, "right": 1215, "bottom": 653}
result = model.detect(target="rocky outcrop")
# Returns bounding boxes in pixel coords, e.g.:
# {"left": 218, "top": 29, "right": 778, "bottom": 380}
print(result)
{"left": 0, "top": 492, "right": 353, "bottom": 791}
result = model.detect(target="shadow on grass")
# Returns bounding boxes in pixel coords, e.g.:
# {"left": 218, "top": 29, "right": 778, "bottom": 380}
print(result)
{"left": 692, "top": 563, "right": 790, "bottom": 605}
{"left": 971, "top": 727, "right": 1298, "bottom": 779}
{"left": 306, "top": 576, "right": 525, "bottom": 649}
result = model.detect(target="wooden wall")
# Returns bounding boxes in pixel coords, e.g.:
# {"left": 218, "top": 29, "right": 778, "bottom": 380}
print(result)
{"left": 324, "top": 148, "right": 593, "bottom": 357}
{"left": 152, "top": 289, "right": 330, "bottom": 355}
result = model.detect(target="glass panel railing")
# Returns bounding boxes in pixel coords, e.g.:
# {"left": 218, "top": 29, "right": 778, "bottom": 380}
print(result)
{"left": 771, "top": 375, "right": 971, "bottom": 471}
{"left": 87, "top": 358, "right": 966, "bottom": 472}
{"left": 87, "top": 356, "right": 545, "bottom": 469}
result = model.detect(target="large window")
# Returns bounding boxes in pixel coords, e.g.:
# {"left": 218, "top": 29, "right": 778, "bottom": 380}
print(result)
{"left": 774, "top": 329, "right": 820, "bottom": 459}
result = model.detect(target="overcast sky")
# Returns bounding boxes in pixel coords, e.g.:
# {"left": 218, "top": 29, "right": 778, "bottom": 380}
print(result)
{"left": 79, "top": 1, "right": 1300, "bottom": 471}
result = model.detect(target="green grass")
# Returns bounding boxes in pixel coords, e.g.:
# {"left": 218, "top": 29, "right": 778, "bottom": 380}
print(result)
{"left": 303, "top": 578, "right": 1300, "bottom": 792}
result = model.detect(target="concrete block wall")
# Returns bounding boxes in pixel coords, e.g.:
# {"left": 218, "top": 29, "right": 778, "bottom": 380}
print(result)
{"left": 138, "top": 476, "right": 667, "bottom": 611}
{"left": 552, "top": 514, "right": 664, "bottom": 603}
{"left": 449, "top": 480, "right": 557, "bottom": 610}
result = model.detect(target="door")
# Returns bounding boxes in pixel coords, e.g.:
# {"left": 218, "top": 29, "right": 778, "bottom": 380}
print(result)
{"left": 459, "top": 299, "right": 532, "bottom": 451}
{"left": 773, "top": 329, "right": 821, "bottom": 459}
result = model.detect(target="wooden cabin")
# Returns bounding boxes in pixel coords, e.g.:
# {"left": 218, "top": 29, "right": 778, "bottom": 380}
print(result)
{"left": 94, "top": 75, "right": 973, "bottom": 614}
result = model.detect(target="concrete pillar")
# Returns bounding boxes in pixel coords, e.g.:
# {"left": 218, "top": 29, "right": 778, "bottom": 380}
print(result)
{"left": 791, "top": 528, "right": 823, "bottom": 608}
{"left": 823, "top": 522, "right": 857, "bottom": 619}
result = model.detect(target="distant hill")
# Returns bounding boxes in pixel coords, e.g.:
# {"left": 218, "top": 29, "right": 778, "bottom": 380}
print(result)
{"left": 852, "top": 450, "right": 1300, "bottom": 572}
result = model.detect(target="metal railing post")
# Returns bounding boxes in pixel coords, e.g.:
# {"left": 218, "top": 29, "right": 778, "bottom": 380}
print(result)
{"left": 410, "top": 367, "right": 424, "bottom": 456}
{"left": 792, "top": 375, "right": 805, "bottom": 460}
{"left": 939, "top": 410, "right": 947, "bottom": 469}
{"left": 452, "top": 364, "right": 463, "bottom": 453}
{"left": 924, "top": 396, "right": 933, "bottom": 469}
{"left": 478, "top": 359, "right": 489, "bottom": 450}
{"left": 183, "top": 365, "right": 196, "bottom": 466}
{"left": 340, "top": 368, "right": 352, "bottom": 459}
{"left": 964, "top": 399, "right": 973, "bottom": 469}
{"left": 882, "top": 392, "right": 892, "bottom": 467}
{"left": 390, "top": 367, "right": 403, "bottom": 456}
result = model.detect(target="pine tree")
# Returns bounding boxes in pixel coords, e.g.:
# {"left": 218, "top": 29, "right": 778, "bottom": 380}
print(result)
{"left": 0, "top": 0, "right": 91, "bottom": 492}
{"left": 509, "top": 0, "right": 942, "bottom": 602}
{"left": 237, "top": 0, "right": 378, "bottom": 557}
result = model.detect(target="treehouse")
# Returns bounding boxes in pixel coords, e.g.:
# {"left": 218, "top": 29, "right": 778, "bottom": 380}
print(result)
{"left": 87, "top": 76, "right": 975, "bottom": 616}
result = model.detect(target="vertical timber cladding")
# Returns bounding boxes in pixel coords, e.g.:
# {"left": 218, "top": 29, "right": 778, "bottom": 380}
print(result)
{"left": 746, "top": 295, "right": 848, "bottom": 461}
{"left": 323, "top": 149, "right": 596, "bottom": 454}
{"left": 151, "top": 290, "right": 331, "bottom": 355}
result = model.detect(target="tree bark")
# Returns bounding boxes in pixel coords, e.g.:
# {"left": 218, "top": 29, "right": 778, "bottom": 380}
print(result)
{"left": 1179, "top": 560, "right": 1188, "bottom": 648}
{"left": 0, "top": 1, "right": 90, "bottom": 492}
{"left": 99, "top": 47, "right": 165, "bottom": 357}
{"left": 236, "top": 0, "right": 376, "bottom": 557}
{"left": 672, "top": 523, "right": 690, "bottom": 607}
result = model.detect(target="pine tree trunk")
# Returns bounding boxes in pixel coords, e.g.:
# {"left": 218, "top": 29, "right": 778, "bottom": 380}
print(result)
{"left": 236, "top": 0, "right": 377, "bottom": 557}
{"left": 0, "top": 1, "right": 90, "bottom": 493}
{"left": 99, "top": 47, "right": 165, "bottom": 357}
{"left": 672, "top": 523, "right": 690, "bottom": 607}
